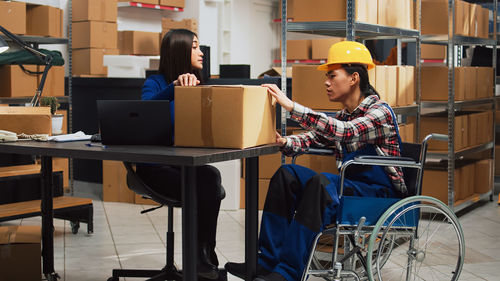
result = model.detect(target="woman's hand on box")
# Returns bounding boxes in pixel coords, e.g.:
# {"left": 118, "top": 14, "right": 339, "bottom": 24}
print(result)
{"left": 174, "top": 73, "right": 200, "bottom": 86}
{"left": 262, "top": 84, "right": 294, "bottom": 112}
{"left": 275, "top": 132, "right": 287, "bottom": 147}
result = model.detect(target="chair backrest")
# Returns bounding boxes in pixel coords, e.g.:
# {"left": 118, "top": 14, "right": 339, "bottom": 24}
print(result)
{"left": 400, "top": 142, "right": 422, "bottom": 197}
{"left": 122, "top": 162, "right": 182, "bottom": 207}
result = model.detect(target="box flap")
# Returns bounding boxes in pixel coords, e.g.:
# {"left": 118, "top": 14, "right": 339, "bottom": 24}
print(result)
{"left": 0, "top": 106, "right": 50, "bottom": 115}
{"left": 0, "top": 226, "right": 40, "bottom": 244}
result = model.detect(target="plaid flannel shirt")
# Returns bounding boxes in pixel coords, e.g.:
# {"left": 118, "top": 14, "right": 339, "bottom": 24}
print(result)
{"left": 282, "top": 95, "right": 407, "bottom": 195}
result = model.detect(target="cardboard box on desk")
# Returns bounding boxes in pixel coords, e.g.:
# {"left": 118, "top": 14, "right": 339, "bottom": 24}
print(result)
{"left": 0, "top": 1, "right": 26, "bottom": 35}
{"left": 0, "top": 226, "right": 41, "bottom": 281}
{"left": 72, "top": 21, "right": 117, "bottom": 49}
{"left": 160, "top": 0, "right": 185, "bottom": 8}
{"left": 0, "top": 106, "right": 52, "bottom": 135}
{"left": 292, "top": 65, "right": 343, "bottom": 111}
{"left": 26, "top": 5, "right": 63, "bottom": 38}
{"left": 37, "top": 66, "right": 65, "bottom": 97}
{"left": 73, "top": 0, "right": 117, "bottom": 22}
{"left": 174, "top": 86, "right": 276, "bottom": 149}
{"left": 72, "top": 48, "right": 119, "bottom": 76}
{"left": 0, "top": 65, "right": 38, "bottom": 98}
{"left": 118, "top": 31, "right": 160, "bottom": 56}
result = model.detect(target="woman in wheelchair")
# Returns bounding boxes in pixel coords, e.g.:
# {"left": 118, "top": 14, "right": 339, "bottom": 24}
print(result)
{"left": 140, "top": 29, "right": 225, "bottom": 280}
{"left": 226, "top": 41, "right": 406, "bottom": 281}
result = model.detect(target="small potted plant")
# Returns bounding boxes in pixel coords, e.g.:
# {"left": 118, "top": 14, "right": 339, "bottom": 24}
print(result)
{"left": 40, "top": 97, "right": 63, "bottom": 135}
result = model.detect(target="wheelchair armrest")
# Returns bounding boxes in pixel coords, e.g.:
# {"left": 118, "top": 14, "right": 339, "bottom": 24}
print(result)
{"left": 354, "top": 155, "right": 415, "bottom": 163}
{"left": 290, "top": 147, "right": 335, "bottom": 165}
{"left": 344, "top": 155, "right": 420, "bottom": 169}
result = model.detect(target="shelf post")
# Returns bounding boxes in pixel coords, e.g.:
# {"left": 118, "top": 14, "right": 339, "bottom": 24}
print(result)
{"left": 447, "top": 0, "right": 456, "bottom": 209}
{"left": 281, "top": 0, "right": 287, "bottom": 165}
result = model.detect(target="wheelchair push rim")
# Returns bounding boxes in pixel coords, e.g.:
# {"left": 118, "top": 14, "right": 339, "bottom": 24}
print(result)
{"left": 366, "top": 196, "right": 465, "bottom": 281}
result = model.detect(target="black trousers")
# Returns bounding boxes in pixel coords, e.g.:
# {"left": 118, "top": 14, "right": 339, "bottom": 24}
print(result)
{"left": 136, "top": 164, "right": 225, "bottom": 264}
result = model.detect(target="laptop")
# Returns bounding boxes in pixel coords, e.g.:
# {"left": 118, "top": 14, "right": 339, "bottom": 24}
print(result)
{"left": 97, "top": 100, "right": 173, "bottom": 146}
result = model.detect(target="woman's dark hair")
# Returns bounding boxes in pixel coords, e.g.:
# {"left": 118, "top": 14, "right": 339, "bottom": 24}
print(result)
{"left": 342, "top": 64, "right": 380, "bottom": 98}
{"left": 159, "top": 29, "right": 203, "bottom": 84}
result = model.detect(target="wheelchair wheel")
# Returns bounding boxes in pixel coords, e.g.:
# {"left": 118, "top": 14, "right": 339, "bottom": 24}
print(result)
{"left": 366, "top": 196, "right": 465, "bottom": 281}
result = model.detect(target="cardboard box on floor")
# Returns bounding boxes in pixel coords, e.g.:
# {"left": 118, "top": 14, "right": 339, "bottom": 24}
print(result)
{"left": 26, "top": 5, "right": 63, "bottom": 38}
{"left": 311, "top": 38, "right": 344, "bottom": 60}
{"left": 73, "top": 0, "right": 118, "bottom": 22}
{"left": 285, "top": 40, "right": 311, "bottom": 60}
{"left": 72, "top": 21, "right": 118, "bottom": 49}
{"left": 0, "top": 225, "right": 41, "bottom": 281}
{"left": 0, "top": 106, "right": 52, "bottom": 135}
{"left": 293, "top": 0, "right": 377, "bottom": 24}
{"left": 118, "top": 31, "right": 160, "bottom": 56}
{"left": 72, "top": 48, "right": 119, "bottom": 76}
{"left": 160, "top": 0, "right": 185, "bottom": 8}
{"left": 0, "top": 65, "right": 38, "bottom": 98}
{"left": 37, "top": 66, "right": 65, "bottom": 97}
{"left": 174, "top": 86, "right": 276, "bottom": 149}
{"left": 475, "top": 159, "right": 493, "bottom": 194}
{"left": 0, "top": 1, "right": 26, "bottom": 35}
{"left": 292, "top": 65, "right": 343, "bottom": 110}
{"left": 103, "top": 160, "right": 135, "bottom": 203}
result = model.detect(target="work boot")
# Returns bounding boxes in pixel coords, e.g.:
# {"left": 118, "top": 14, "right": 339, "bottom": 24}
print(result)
{"left": 225, "top": 262, "right": 271, "bottom": 280}
{"left": 253, "top": 272, "right": 286, "bottom": 281}
{"left": 198, "top": 243, "right": 219, "bottom": 280}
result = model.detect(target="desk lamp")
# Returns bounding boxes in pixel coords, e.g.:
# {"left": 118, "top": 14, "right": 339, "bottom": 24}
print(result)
{"left": 0, "top": 25, "right": 54, "bottom": 106}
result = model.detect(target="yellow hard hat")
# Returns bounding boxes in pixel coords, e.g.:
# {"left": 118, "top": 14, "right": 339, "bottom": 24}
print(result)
{"left": 317, "top": 41, "right": 375, "bottom": 71}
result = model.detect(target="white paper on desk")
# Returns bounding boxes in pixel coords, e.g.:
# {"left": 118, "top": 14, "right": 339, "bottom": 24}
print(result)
{"left": 48, "top": 131, "right": 92, "bottom": 142}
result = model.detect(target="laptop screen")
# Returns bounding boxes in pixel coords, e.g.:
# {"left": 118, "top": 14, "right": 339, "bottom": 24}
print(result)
{"left": 97, "top": 100, "right": 173, "bottom": 146}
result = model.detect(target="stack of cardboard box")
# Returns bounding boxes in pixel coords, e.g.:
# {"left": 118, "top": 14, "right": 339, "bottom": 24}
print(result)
{"left": 285, "top": 38, "right": 344, "bottom": 61}
{"left": 118, "top": 31, "right": 160, "bottom": 56}
{"left": 421, "top": 0, "right": 490, "bottom": 60}
{"left": 72, "top": 0, "right": 119, "bottom": 77}
{"left": 160, "top": 18, "right": 198, "bottom": 44}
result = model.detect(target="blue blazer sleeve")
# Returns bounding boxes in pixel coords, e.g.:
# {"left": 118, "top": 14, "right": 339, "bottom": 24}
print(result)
{"left": 141, "top": 75, "right": 175, "bottom": 101}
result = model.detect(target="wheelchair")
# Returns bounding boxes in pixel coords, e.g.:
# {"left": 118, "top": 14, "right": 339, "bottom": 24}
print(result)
{"left": 291, "top": 134, "right": 465, "bottom": 281}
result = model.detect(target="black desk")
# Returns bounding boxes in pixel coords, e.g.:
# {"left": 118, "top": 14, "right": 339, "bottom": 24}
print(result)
{"left": 0, "top": 141, "right": 280, "bottom": 281}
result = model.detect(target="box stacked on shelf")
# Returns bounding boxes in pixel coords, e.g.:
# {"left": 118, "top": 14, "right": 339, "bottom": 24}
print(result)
{"left": 283, "top": 38, "right": 344, "bottom": 61}
{"left": 72, "top": 0, "right": 119, "bottom": 76}
{"left": 26, "top": 4, "right": 63, "bottom": 38}
{"left": 289, "top": 0, "right": 413, "bottom": 29}
{"left": 292, "top": 64, "right": 415, "bottom": 111}
{"left": 118, "top": 31, "right": 160, "bottom": 56}
{"left": 161, "top": 18, "right": 198, "bottom": 42}
{"left": 422, "top": 0, "right": 489, "bottom": 39}
{"left": 0, "top": 1, "right": 26, "bottom": 35}
{"left": 421, "top": 66, "right": 493, "bottom": 101}
{"left": 0, "top": 65, "right": 38, "bottom": 98}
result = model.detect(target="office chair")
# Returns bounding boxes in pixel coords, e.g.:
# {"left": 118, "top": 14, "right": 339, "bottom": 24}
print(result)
{"left": 107, "top": 162, "right": 183, "bottom": 281}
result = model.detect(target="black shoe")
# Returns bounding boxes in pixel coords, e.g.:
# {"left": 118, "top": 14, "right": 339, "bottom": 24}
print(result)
{"left": 198, "top": 244, "right": 219, "bottom": 280}
{"left": 224, "top": 262, "right": 271, "bottom": 280}
{"left": 253, "top": 272, "right": 286, "bottom": 281}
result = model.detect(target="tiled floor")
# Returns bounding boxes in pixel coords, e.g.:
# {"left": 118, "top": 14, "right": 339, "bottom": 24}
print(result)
{"left": 1, "top": 183, "right": 500, "bottom": 281}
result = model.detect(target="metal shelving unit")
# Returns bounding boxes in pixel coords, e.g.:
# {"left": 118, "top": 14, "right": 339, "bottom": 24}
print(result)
{"left": 279, "top": 0, "right": 422, "bottom": 148}
{"left": 420, "top": 0, "right": 498, "bottom": 212}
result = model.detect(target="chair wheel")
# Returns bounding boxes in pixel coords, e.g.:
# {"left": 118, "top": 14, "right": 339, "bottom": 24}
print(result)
{"left": 70, "top": 221, "right": 80, "bottom": 234}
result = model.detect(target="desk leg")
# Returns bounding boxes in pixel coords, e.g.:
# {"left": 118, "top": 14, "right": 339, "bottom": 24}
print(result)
{"left": 245, "top": 157, "right": 259, "bottom": 281}
{"left": 181, "top": 166, "right": 197, "bottom": 281}
{"left": 41, "top": 156, "right": 57, "bottom": 279}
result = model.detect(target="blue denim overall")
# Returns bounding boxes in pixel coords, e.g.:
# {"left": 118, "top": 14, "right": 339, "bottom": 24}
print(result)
{"left": 258, "top": 105, "right": 402, "bottom": 281}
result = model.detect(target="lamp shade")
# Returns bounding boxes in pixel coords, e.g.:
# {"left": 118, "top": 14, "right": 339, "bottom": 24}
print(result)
{"left": 0, "top": 36, "right": 8, "bottom": 54}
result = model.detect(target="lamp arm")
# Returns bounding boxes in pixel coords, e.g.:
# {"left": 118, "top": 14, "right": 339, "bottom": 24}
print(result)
{"left": 0, "top": 25, "right": 48, "bottom": 63}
